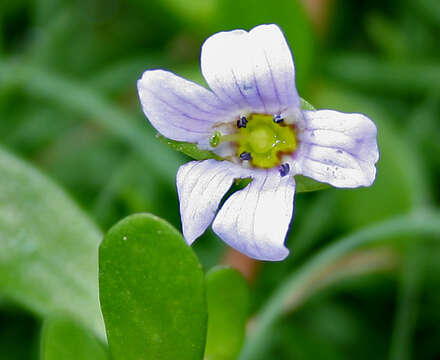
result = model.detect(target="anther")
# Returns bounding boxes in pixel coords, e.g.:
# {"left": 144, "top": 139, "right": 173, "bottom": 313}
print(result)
{"left": 279, "top": 163, "right": 290, "bottom": 177}
{"left": 240, "top": 151, "right": 252, "bottom": 161}
{"left": 237, "top": 116, "right": 248, "bottom": 128}
{"left": 273, "top": 114, "right": 283, "bottom": 124}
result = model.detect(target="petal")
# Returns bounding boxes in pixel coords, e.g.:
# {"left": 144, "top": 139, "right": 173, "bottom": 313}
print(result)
{"left": 177, "top": 159, "right": 245, "bottom": 245}
{"left": 201, "top": 24, "right": 300, "bottom": 115}
{"left": 295, "top": 110, "right": 379, "bottom": 188}
{"left": 137, "top": 69, "right": 235, "bottom": 142}
{"left": 212, "top": 170, "right": 295, "bottom": 261}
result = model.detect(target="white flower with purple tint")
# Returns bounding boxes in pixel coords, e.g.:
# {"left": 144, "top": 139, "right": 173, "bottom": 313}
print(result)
{"left": 137, "top": 24, "right": 379, "bottom": 261}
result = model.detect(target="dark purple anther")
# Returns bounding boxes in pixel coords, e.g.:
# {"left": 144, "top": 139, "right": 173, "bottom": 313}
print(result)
{"left": 237, "top": 116, "right": 248, "bottom": 128}
{"left": 279, "top": 163, "right": 290, "bottom": 177}
{"left": 273, "top": 114, "right": 283, "bottom": 124}
{"left": 240, "top": 151, "right": 252, "bottom": 161}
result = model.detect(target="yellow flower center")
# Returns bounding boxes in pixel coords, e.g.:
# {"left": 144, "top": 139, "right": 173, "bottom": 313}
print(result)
{"left": 247, "top": 126, "right": 276, "bottom": 153}
{"left": 211, "top": 113, "right": 297, "bottom": 168}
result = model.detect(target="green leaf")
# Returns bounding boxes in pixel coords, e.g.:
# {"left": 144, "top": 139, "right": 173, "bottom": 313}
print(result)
{"left": 0, "top": 146, "right": 105, "bottom": 338}
{"left": 99, "top": 213, "right": 207, "bottom": 360}
{"left": 40, "top": 317, "right": 109, "bottom": 360}
{"left": 157, "top": 134, "right": 222, "bottom": 161}
{"left": 295, "top": 175, "right": 330, "bottom": 193}
{"left": 204, "top": 267, "right": 249, "bottom": 360}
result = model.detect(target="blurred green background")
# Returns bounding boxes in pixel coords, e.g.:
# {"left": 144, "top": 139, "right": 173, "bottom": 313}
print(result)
{"left": 1, "top": 0, "right": 440, "bottom": 358}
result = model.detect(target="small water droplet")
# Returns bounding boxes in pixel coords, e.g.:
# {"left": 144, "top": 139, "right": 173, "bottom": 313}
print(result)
{"left": 122, "top": 236, "right": 127, "bottom": 241}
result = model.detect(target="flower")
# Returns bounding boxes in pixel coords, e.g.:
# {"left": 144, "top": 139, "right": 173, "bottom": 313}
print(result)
{"left": 137, "top": 24, "right": 379, "bottom": 261}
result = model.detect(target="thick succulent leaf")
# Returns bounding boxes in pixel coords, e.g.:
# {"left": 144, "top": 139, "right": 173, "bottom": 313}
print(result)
{"left": 40, "top": 317, "right": 109, "bottom": 360}
{"left": 204, "top": 267, "right": 249, "bottom": 360}
{"left": 0, "top": 146, "right": 105, "bottom": 338}
{"left": 99, "top": 213, "right": 207, "bottom": 360}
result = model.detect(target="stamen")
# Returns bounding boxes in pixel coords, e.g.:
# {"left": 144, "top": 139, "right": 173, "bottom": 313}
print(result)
{"left": 279, "top": 163, "right": 290, "bottom": 177}
{"left": 237, "top": 116, "right": 248, "bottom": 128}
{"left": 239, "top": 151, "right": 252, "bottom": 161}
{"left": 273, "top": 114, "right": 283, "bottom": 124}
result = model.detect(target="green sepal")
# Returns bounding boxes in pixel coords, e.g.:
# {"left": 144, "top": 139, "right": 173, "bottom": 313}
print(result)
{"left": 295, "top": 175, "right": 330, "bottom": 193}
{"left": 300, "top": 97, "right": 316, "bottom": 111}
{"left": 157, "top": 134, "right": 221, "bottom": 161}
